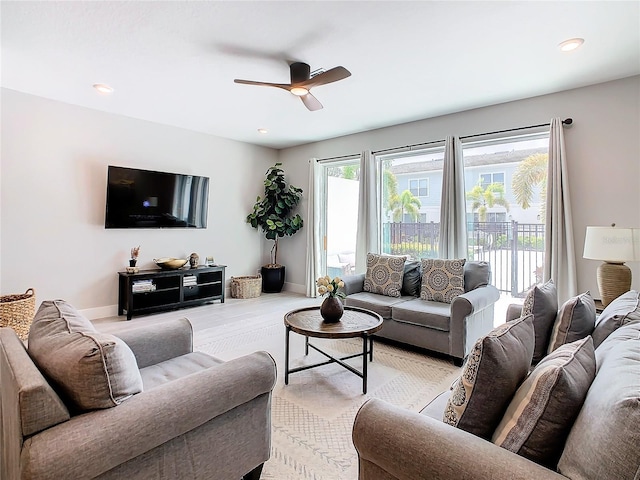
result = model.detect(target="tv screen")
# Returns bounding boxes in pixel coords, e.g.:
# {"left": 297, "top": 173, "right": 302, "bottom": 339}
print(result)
{"left": 105, "top": 166, "right": 209, "bottom": 228}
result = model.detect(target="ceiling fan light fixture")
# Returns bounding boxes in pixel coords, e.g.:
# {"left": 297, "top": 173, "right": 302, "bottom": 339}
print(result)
{"left": 559, "top": 38, "right": 584, "bottom": 52}
{"left": 290, "top": 87, "right": 309, "bottom": 97}
{"left": 93, "top": 83, "right": 114, "bottom": 95}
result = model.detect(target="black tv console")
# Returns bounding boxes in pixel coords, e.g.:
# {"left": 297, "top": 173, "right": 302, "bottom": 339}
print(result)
{"left": 118, "top": 265, "right": 226, "bottom": 320}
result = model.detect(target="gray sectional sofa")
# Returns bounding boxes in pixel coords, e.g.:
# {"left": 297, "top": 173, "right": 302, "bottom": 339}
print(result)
{"left": 0, "top": 301, "right": 276, "bottom": 480}
{"left": 352, "top": 291, "right": 640, "bottom": 480}
{"left": 343, "top": 260, "right": 500, "bottom": 365}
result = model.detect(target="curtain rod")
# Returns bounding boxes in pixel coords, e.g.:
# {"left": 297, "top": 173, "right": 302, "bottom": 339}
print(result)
{"left": 316, "top": 153, "right": 360, "bottom": 163}
{"left": 372, "top": 138, "right": 445, "bottom": 155}
{"left": 460, "top": 118, "right": 573, "bottom": 140}
{"left": 371, "top": 118, "right": 573, "bottom": 155}
{"left": 316, "top": 118, "right": 573, "bottom": 161}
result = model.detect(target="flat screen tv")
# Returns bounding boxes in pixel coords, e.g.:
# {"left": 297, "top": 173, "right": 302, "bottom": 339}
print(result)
{"left": 105, "top": 166, "right": 209, "bottom": 228}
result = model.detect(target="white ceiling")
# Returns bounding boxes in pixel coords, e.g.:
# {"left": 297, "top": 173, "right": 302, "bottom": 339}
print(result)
{"left": 2, "top": 1, "right": 639, "bottom": 150}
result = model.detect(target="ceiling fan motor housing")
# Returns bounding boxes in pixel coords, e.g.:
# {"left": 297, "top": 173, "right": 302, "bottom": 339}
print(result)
{"left": 290, "top": 62, "right": 311, "bottom": 83}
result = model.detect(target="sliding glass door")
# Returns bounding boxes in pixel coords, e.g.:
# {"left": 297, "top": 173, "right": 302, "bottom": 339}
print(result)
{"left": 319, "top": 158, "right": 360, "bottom": 278}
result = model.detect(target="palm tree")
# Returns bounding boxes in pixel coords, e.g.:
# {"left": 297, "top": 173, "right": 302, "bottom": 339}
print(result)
{"left": 512, "top": 153, "right": 548, "bottom": 217}
{"left": 391, "top": 189, "right": 422, "bottom": 222}
{"left": 382, "top": 164, "right": 399, "bottom": 218}
{"left": 466, "top": 182, "right": 510, "bottom": 222}
{"left": 342, "top": 164, "right": 359, "bottom": 180}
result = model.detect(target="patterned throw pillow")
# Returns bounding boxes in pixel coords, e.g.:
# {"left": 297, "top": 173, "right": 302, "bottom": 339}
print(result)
{"left": 522, "top": 279, "right": 558, "bottom": 364}
{"left": 363, "top": 253, "right": 407, "bottom": 298}
{"left": 547, "top": 291, "right": 596, "bottom": 353}
{"left": 420, "top": 258, "right": 466, "bottom": 303}
{"left": 492, "top": 336, "right": 596, "bottom": 469}
{"left": 443, "top": 315, "right": 535, "bottom": 439}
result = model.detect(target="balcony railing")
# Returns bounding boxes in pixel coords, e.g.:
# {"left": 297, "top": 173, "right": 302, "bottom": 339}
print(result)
{"left": 382, "top": 221, "right": 545, "bottom": 297}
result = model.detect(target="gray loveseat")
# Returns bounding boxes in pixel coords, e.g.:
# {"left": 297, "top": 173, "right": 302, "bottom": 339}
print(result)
{"left": 0, "top": 307, "right": 276, "bottom": 480}
{"left": 352, "top": 292, "right": 640, "bottom": 480}
{"left": 343, "top": 260, "right": 500, "bottom": 365}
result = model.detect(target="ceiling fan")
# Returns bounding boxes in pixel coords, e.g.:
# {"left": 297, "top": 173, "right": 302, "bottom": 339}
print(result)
{"left": 234, "top": 62, "right": 351, "bottom": 111}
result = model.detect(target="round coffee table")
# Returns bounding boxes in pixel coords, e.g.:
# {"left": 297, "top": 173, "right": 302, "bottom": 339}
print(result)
{"left": 284, "top": 306, "right": 383, "bottom": 394}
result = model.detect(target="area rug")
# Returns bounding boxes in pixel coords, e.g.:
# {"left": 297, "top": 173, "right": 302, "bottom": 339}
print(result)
{"left": 195, "top": 315, "right": 460, "bottom": 480}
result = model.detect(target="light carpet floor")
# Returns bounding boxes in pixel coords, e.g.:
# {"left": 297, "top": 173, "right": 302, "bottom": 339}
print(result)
{"left": 193, "top": 306, "right": 460, "bottom": 480}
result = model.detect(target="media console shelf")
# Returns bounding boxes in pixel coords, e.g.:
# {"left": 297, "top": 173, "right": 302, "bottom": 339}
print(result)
{"left": 118, "top": 265, "right": 226, "bottom": 320}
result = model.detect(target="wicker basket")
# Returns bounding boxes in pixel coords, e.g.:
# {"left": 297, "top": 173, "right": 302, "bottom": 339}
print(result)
{"left": 0, "top": 288, "right": 36, "bottom": 341}
{"left": 230, "top": 275, "right": 262, "bottom": 299}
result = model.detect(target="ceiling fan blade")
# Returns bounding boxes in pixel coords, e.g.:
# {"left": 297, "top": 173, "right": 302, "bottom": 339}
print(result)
{"left": 300, "top": 93, "right": 323, "bottom": 111}
{"left": 234, "top": 79, "right": 291, "bottom": 91}
{"left": 299, "top": 66, "right": 351, "bottom": 89}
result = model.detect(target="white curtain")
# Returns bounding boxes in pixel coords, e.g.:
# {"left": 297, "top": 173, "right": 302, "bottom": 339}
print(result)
{"left": 545, "top": 118, "right": 577, "bottom": 302}
{"left": 305, "top": 158, "right": 321, "bottom": 297}
{"left": 355, "top": 150, "right": 378, "bottom": 273}
{"left": 439, "top": 136, "right": 467, "bottom": 259}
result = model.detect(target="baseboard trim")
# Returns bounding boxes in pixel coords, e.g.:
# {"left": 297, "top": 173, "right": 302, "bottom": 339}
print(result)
{"left": 283, "top": 282, "right": 306, "bottom": 295}
{"left": 80, "top": 304, "right": 119, "bottom": 320}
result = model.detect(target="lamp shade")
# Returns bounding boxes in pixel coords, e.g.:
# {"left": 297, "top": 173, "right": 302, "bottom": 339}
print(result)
{"left": 583, "top": 227, "right": 640, "bottom": 263}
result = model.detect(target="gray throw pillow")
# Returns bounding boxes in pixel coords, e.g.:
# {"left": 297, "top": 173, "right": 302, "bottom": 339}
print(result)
{"left": 463, "top": 261, "right": 491, "bottom": 292}
{"left": 558, "top": 323, "right": 640, "bottom": 480}
{"left": 363, "top": 253, "right": 407, "bottom": 298}
{"left": 493, "top": 336, "right": 596, "bottom": 469}
{"left": 591, "top": 290, "right": 640, "bottom": 347}
{"left": 401, "top": 260, "right": 421, "bottom": 297}
{"left": 443, "top": 315, "right": 535, "bottom": 439}
{"left": 28, "top": 300, "right": 143, "bottom": 411}
{"left": 547, "top": 291, "right": 596, "bottom": 353}
{"left": 521, "top": 279, "right": 558, "bottom": 364}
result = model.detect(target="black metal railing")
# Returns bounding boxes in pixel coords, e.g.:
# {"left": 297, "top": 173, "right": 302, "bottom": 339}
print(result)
{"left": 382, "top": 221, "right": 545, "bottom": 297}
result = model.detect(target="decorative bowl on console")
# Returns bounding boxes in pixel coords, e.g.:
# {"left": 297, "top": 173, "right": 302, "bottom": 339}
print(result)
{"left": 154, "top": 257, "right": 188, "bottom": 270}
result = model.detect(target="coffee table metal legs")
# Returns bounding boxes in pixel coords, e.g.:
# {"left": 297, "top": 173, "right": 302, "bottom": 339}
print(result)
{"left": 362, "top": 333, "right": 368, "bottom": 394}
{"left": 285, "top": 326, "right": 290, "bottom": 385}
{"left": 284, "top": 330, "right": 374, "bottom": 394}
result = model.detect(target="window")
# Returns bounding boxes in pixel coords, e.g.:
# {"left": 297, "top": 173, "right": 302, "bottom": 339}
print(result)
{"left": 473, "top": 212, "right": 507, "bottom": 223}
{"left": 376, "top": 145, "right": 445, "bottom": 259}
{"left": 409, "top": 178, "right": 429, "bottom": 197}
{"left": 463, "top": 132, "right": 549, "bottom": 297}
{"left": 479, "top": 172, "right": 504, "bottom": 189}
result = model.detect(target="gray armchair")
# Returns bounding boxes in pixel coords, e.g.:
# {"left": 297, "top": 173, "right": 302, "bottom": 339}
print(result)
{"left": 0, "top": 317, "right": 276, "bottom": 480}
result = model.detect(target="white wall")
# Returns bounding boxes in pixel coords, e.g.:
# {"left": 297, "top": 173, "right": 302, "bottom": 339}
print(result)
{"left": 277, "top": 76, "right": 640, "bottom": 298}
{"left": 1, "top": 89, "right": 277, "bottom": 317}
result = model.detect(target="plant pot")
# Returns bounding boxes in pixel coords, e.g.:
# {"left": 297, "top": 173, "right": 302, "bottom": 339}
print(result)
{"left": 129, "top": 259, "right": 137, "bottom": 267}
{"left": 320, "top": 296, "right": 344, "bottom": 323}
{"left": 261, "top": 265, "right": 285, "bottom": 293}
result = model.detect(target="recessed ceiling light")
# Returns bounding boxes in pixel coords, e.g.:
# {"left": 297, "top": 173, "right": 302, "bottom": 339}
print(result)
{"left": 258, "top": 128, "right": 268, "bottom": 134}
{"left": 558, "top": 38, "right": 584, "bottom": 52}
{"left": 93, "top": 83, "right": 114, "bottom": 95}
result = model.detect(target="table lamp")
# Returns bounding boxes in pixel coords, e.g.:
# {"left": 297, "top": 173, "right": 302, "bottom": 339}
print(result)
{"left": 583, "top": 226, "right": 640, "bottom": 306}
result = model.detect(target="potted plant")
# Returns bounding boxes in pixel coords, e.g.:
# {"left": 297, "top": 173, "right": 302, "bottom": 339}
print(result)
{"left": 247, "top": 163, "right": 304, "bottom": 293}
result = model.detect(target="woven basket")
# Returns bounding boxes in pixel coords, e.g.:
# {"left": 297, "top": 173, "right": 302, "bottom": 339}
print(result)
{"left": 230, "top": 275, "right": 262, "bottom": 299}
{"left": 0, "top": 288, "right": 36, "bottom": 341}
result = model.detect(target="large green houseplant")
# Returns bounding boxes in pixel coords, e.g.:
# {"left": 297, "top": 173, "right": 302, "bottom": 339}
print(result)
{"left": 247, "top": 163, "right": 304, "bottom": 292}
